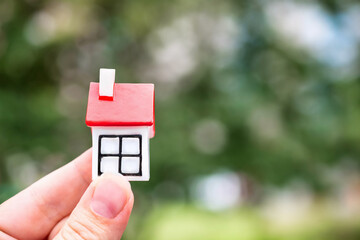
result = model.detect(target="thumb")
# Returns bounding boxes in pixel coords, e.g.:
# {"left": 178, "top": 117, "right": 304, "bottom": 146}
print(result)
{"left": 54, "top": 174, "right": 134, "bottom": 240}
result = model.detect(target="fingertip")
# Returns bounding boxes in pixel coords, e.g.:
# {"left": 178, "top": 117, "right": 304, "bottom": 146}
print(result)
{"left": 90, "top": 173, "right": 133, "bottom": 219}
{"left": 54, "top": 172, "right": 135, "bottom": 239}
{"left": 94, "top": 173, "right": 133, "bottom": 197}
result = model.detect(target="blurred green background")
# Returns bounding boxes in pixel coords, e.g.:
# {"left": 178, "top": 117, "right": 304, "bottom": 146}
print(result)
{"left": 1, "top": 0, "right": 360, "bottom": 239}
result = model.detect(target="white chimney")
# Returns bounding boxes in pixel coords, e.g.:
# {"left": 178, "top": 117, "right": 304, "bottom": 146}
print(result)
{"left": 99, "top": 68, "right": 115, "bottom": 100}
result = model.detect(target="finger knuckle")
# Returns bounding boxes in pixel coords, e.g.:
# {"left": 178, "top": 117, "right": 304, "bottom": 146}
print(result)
{"left": 60, "top": 217, "right": 106, "bottom": 240}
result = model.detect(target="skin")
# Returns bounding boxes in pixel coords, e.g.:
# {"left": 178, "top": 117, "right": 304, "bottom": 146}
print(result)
{"left": 0, "top": 149, "right": 134, "bottom": 240}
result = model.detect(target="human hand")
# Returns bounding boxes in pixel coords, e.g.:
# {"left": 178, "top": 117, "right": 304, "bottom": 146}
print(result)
{"left": 0, "top": 149, "right": 134, "bottom": 240}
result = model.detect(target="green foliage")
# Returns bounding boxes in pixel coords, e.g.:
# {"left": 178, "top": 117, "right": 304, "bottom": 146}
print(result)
{"left": 134, "top": 204, "right": 360, "bottom": 240}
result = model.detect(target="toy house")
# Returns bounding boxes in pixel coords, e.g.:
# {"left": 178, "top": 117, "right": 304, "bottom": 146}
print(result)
{"left": 86, "top": 68, "right": 155, "bottom": 181}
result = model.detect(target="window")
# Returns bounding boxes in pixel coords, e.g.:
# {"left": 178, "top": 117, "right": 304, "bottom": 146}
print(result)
{"left": 98, "top": 135, "right": 142, "bottom": 176}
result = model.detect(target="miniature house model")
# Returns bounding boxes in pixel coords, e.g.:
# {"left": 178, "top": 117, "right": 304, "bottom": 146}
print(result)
{"left": 86, "top": 69, "right": 155, "bottom": 181}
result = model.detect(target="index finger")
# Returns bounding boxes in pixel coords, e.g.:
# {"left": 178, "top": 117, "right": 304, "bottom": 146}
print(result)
{"left": 0, "top": 148, "right": 93, "bottom": 240}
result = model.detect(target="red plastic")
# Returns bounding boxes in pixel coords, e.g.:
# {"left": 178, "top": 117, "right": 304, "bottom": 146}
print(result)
{"left": 86, "top": 82, "right": 155, "bottom": 138}
{"left": 99, "top": 95, "right": 114, "bottom": 101}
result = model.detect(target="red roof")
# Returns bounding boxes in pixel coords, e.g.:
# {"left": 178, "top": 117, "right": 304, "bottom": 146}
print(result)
{"left": 86, "top": 82, "right": 155, "bottom": 138}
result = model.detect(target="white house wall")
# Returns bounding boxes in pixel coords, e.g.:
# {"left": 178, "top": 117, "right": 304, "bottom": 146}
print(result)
{"left": 92, "top": 126, "right": 150, "bottom": 181}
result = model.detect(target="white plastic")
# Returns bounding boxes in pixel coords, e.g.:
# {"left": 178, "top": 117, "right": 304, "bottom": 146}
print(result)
{"left": 121, "top": 157, "right": 140, "bottom": 174}
{"left": 92, "top": 126, "right": 150, "bottom": 181}
{"left": 100, "top": 156, "right": 119, "bottom": 174}
{"left": 99, "top": 68, "right": 115, "bottom": 98}
{"left": 122, "top": 137, "right": 140, "bottom": 154}
{"left": 101, "top": 137, "right": 119, "bottom": 154}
